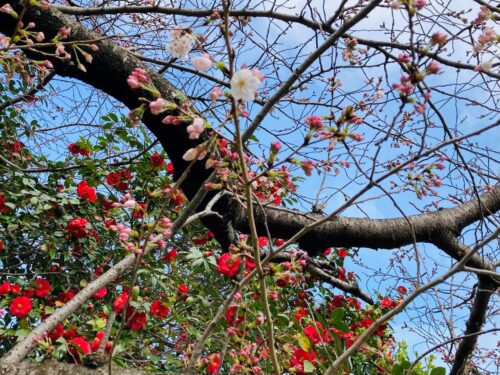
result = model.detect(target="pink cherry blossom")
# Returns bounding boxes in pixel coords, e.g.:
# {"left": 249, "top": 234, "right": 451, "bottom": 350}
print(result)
{"left": 191, "top": 53, "right": 213, "bottom": 72}
{"left": 210, "top": 87, "right": 223, "bottom": 101}
{"left": 186, "top": 117, "right": 205, "bottom": 140}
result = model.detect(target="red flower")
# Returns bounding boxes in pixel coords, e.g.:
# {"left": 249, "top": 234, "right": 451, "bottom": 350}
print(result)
{"left": 359, "top": 317, "right": 373, "bottom": 329}
{"left": 244, "top": 257, "right": 255, "bottom": 273}
{"left": 294, "top": 308, "right": 308, "bottom": 323}
{"left": 323, "top": 247, "right": 332, "bottom": 256}
{"left": 113, "top": 292, "right": 129, "bottom": 314}
{"left": 0, "top": 240, "right": 4, "bottom": 251}
{"left": 304, "top": 322, "right": 329, "bottom": 344}
{"left": 90, "top": 331, "right": 104, "bottom": 352}
{"left": 126, "top": 307, "right": 147, "bottom": 331}
{"left": 257, "top": 236, "right": 268, "bottom": 248}
{"left": 67, "top": 217, "right": 89, "bottom": 239}
{"left": 224, "top": 305, "right": 237, "bottom": 325}
{"left": 120, "top": 169, "right": 132, "bottom": 180}
{"left": 150, "top": 153, "right": 164, "bottom": 168}
{"left": 9, "top": 296, "right": 32, "bottom": 318}
{"left": 347, "top": 297, "right": 361, "bottom": 310}
{"left": 206, "top": 353, "right": 221, "bottom": 374}
{"left": 329, "top": 295, "right": 344, "bottom": 309}
{"left": 63, "top": 328, "right": 78, "bottom": 339}
{"left": 380, "top": 298, "right": 393, "bottom": 309}
{"left": 58, "top": 291, "right": 75, "bottom": 303}
{"left": 177, "top": 284, "right": 188, "bottom": 294}
{"left": 71, "top": 336, "right": 91, "bottom": 355}
{"left": 77, "top": 181, "right": 97, "bottom": 202}
{"left": 106, "top": 172, "right": 121, "bottom": 186}
{"left": 165, "top": 162, "right": 174, "bottom": 174}
{"left": 337, "top": 248, "right": 348, "bottom": 258}
{"left": 0, "top": 282, "right": 11, "bottom": 296}
{"left": 162, "top": 248, "right": 177, "bottom": 263}
{"left": 47, "top": 322, "right": 64, "bottom": 342}
{"left": 0, "top": 193, "right": 9, "bottom": 213}
{"left": 397, "top": 285, "right": 407, "bottom": 294}
{"left": 68, "top": 143, "right": 80, "bottom": 155}
{"left": 10, "top": 284, "right": 20, "bottom": 294}
{"left": 33, "top": 278, "right": 51, "bottom": 298}
{"left": 92, "top": 287, "right": 107, "bottom": 299}
{"left": 274, "top": 238, "right": 285, "bottom": 246}
{"left": 216, "top": 253, "right": 241, "bottom": 278}
{"left": 150, "top": 300, "right": 169, "bottom": 318}
{"left": 67, "top": 143, "right": 90, "bottom": 157}
{"left": 289, "top": 347, "right": 317, "bottom": 375}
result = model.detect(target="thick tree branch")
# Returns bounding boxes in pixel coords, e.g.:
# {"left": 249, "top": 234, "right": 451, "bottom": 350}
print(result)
{"left": 449, "top": 276, "right": 497, "bottom": 375}
{"left": 0, "top": 360, "right": 170, "bottom": 375}
{"left": 235, "top": 186, "right": 500, "bottom": 268}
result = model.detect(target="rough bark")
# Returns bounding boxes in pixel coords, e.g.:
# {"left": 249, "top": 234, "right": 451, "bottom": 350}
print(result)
{"left": 0, "top": 360, "right": 171, "bottom": 375}
{"left": 449, "top": 276, "right": 498, "bottom": 375}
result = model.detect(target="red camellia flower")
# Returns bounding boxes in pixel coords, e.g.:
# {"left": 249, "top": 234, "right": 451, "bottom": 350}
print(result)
{"left": 33, "top": 278, "right": 51, "bottom": 298}
{"left": 162, "top": 248, "right": 177, "bottom": 264}
{"left": 113, "top": 292, "right": 129, "bottom": 314}
{"left": 150, "top": 300, "right": 169, "bottom": 318}
{"left": 126, "top": 307, "right": 147, "bottom": 331}
{"left": 67, "top": 217, "right": 88, "bottom": 239}
{"left": 294, "top": 308, "right": 308, "bottom": 323}
{"left": 177, "top": 284, "right": 188, "bottom": 294}
{"left": 67, "top": 143, "right": 90, "bottom": 157}
{"left": 165, "top": 162, "right": 174, "bottom": 174}
{"left": 0, "top": 194, "right": 9, "bottom": 213}
{"left": 77, "top": 181, "right": 97, "bottom": 202}
{"left": 257, "top": 236, "right": 268, "bottom": 248}
{"left": 47, "top": 322, "right": 64, "bottom": 342}
{"left": 90, "top": 331, "right": 104, "bottom": 352}
{"left": 150, "top": 153, "right": 164, "bottom": 168}
{"left": 380, "top": 298, "right": 393, "bottom": 308}
{"left": 58, "top": 291, "right": 75, "bottom": 304}
{"left": 92, "top": 287, "right": 107, "bottom": 299}
{"left": 0, "top": 240, "right": 4, "bottom": 251}
{"left": 9, "top": 296, "right": 32, "bottom": 318}
{"left": 289, "top": 347, "right": 317, "bottom": 374}
{"left": 106, "top": 172, "right": 121, "bottom": 186}
{"left": 397, "top": 285, "right": 408, "bottom": 294}
{"left": 206, "top": 353, "right": 221, "bottom": 374}
{"left": 71, "top": 336, "right": 91, "bottom": 355}
{"left": 0, "top": 281, "right": 11, "bottom": 296}
{"left": 337, "top": 248, "right": 348, "bottom": 258}
{"left": 216, "top": 253, "right": 241, "bottom": 278}
{"left": 67, "top": 143, "right": 80, "bottom": 155}
{"left": 303, "top": 322, "right": 329, "bottom": 344}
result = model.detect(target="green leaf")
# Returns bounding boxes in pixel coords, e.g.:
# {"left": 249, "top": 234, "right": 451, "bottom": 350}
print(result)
{"left": 333, "top": 320, "right": 349, "bottom": 333}
{"left": 391, "top": 364, "right": 402, "bottom": 375}
{"left": 331, "top": 308, "right": 344, "bottom": 323}
{"left": 430, "top": 368, "right": 446, "bottom": 375}
{"left": 303, "top": 360, "right": 315, "bottom": 373}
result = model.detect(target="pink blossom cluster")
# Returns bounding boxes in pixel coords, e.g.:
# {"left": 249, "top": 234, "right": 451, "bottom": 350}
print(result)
{"left": 305, "top": 116, "right": 324, "bottom": 131}
{"left": 186, "top": 118, "right": 204, "bottom": 139}
{"left": 127, "top": 67, "right": 150, "bottom": 90}
{"left": 474, "top": 27, "right": 497, "bottom": 52}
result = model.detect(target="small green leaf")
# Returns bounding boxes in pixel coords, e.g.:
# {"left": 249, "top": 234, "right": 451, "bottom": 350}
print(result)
{"left": 303, "top": 360, "right": 315, "bottom": 373}
{"left": 430, "top": 368, "right": 446, "bottom": 375}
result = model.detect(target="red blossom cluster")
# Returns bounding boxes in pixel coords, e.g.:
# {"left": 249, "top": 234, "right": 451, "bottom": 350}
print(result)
{"left": 105, "top": 169, "right": 132, "bottom": 191}
{"left": 76, "top": 181, "right": 97, "bottom": 202}
{"left": 67, "top": 217, "right": 89, "bottom": 239}
{"left": 67, "top": 143, "right": 91, "bottom": 156}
